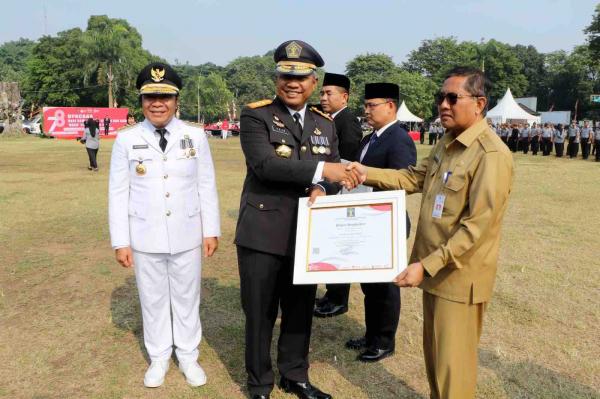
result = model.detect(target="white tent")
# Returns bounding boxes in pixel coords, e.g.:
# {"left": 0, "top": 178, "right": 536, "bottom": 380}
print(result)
{"left": 487, "top": 88, "right": 540, "bottom": 124}
{"left": 396, "top": 101, "right": 423, "bottom": 122}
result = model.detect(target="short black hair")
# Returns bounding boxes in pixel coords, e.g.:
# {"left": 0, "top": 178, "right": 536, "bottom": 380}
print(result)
{"left": 386, "top": 98, "right": 399, "bottom": 111}
{"left": 444, "top": 66, "right": 492, "bottom": 99}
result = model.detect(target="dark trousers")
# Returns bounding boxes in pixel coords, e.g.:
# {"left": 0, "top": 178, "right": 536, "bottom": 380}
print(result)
{"left": 508, "top": 137, "right": 517, "bottom": 152}
{"left": 542, "top": 138, "right": 552, "bottom": 156}
{"left": 530, "top": 137, "right": 539, "bottom": 155}
{"left": 237, "top": 246, "right": 316, "bottom": 395}
{"left": 568, "top": 137, "right": 578, "bottom": 158}
{"left": 323, "top": 283, "right": 350, "bottom": 306}
{"left": 581, "top": 140, "right": 590, "bottom": 159}
{"left": 520, "top": 138, "right": 529, "bottom": 154}
{"left": 323, "top": 281, "right": 399, "bottom": 350}
{"left": 429, "top": 133, "right": 437, "bottom": 145}
{"left": 555, "top": 142, "right": 564, "bottom": 157}
{"left": 594, "top": 142, "right": 600, "bottom": 161}
{"left": 361, "top": 282, "right": 400, "bottom": 350}
{"left": 104, "top": 127, "right": 109, "bottom": 135}
{"left": 86, "top": 147, "right": 98, "bottom": 168}
{"left": 420, "top": 131, "right": 425, "bottom": 144}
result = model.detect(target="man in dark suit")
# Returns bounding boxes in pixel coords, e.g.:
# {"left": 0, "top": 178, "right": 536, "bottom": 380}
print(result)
{"left": 314, "top": 73, "right": 363, "bottom": 318}
{"left": 344, "top": 83, "right": 417, "bottom": 362}
{"left": 235, "top": 40, "right": 355, "bottom": 399}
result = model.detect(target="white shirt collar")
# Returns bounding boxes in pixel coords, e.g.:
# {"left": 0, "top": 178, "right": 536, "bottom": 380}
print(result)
{"left": 373, "top": 119, "right": 397, "bottom": 137}
{"left": 331, "top": 106, "right": 347, "bottom": 119}
{"left": 285, "top": 104, "right": 307, "bottom": 126}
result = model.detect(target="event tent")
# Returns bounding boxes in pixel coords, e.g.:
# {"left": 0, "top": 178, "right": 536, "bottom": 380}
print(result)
{"left": 487, "top": 88, "right": 541, "bottom": 124}
{"left": 396, "top": 101, "right": 423, "bottom": 122}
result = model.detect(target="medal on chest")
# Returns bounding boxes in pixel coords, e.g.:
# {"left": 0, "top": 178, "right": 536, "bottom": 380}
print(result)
{"left": 135, "top": 161, "right": 146, "bottom": 175}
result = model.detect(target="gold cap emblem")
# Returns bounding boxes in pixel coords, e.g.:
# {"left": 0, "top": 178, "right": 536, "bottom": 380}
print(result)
{"left": 151, "top": 67, "right": 165, "bottom": 82}
{"left": 285, "top": 41, "right": 302, "bottom": 59}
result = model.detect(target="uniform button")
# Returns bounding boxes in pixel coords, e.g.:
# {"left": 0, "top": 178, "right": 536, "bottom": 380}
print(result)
{"left": 164, "top": 174, "right": 168, "bottom": 179}
{"left": 259, "top": 204, "right": 264, "bottom": 209}
{"left": 166, "top": 210, "right": 171, "bottom": 216}
{"left": 165, "top": 192, "right": 170, "bottom": 198}
{"left": 301, "top": 146, "right": 307, "bottom": 152}
{"left": 282, "top": 139, "right": 286, "bottom": 143}
{"left": 163, "top": 156, "right": 167, "bottom": 161}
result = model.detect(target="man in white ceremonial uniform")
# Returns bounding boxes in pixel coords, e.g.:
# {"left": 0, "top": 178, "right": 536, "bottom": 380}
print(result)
{"left": 108, "top": 62, "right": 220, "bottom": 388}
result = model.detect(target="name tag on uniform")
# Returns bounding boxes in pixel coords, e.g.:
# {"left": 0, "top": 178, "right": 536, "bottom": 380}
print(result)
{"left": 133, "top": 144, "right": 148, "bottom": 149}
{"left": 432, "top": 194, "right": 445, "bottom": 219}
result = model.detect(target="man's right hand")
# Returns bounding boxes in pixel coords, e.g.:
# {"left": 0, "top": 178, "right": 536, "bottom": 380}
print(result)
{"left": 115, "top": 247, "right": 134, "bottom": 268}
{"left": 322, "top": 163, "right": 359, "bottom": 189}
{"left": 345, "top": 162, "right": 368, "bottom": 184}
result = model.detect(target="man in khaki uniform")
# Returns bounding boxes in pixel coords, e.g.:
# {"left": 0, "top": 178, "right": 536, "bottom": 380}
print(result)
{"left": 342, "top": 67, "right": 514, "bottom": 399}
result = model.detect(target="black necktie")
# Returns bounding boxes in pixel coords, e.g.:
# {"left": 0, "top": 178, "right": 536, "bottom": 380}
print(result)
{"left": 156, "top": 128, "right": 168, "bottom": 152}
{"left": 293, "top": 112, "right": 302, "bottom": 133}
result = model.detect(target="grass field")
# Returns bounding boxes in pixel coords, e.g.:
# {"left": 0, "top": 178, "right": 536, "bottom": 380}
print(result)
{"left": 0, "top": 135, "right": 599, "bottom": 399}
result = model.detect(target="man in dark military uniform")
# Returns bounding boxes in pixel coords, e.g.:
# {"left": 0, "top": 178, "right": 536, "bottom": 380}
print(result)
{"left": 314, "top": 72, "right": 363, "bottom": 318}
{"left": 235, "top": 40, "right": 353, "bottom": 399}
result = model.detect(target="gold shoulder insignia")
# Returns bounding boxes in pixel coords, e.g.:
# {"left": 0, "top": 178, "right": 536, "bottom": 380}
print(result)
{"left": 117, "top": 123, "right": 138, "bottom": 132}
{"left": 247, "top": 99, "right": 273, "bottom": 109}
{"left": 309, "top": 106, "right": 333, "bottom": 121}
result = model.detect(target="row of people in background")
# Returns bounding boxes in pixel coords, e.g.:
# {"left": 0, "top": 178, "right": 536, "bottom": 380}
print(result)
{"left": 491, "top": 121, "right": 600, "bottom": 161}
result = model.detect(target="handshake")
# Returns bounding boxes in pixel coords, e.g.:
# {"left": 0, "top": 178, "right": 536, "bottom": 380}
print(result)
{"left": 323, "top": 162, "right": 369, "bottom": 190}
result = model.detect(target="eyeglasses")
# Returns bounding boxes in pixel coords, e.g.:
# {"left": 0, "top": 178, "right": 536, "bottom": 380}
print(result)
{"left": 435, "top": 91, "right": 482, "bottom": 106}
{"left": 363, "top": 101, "right": 390, "bottom": 110}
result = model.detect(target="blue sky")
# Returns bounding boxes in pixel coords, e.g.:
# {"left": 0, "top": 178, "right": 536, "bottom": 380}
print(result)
{"left": 2, "top": 0, "right": 598, "bottom": 72}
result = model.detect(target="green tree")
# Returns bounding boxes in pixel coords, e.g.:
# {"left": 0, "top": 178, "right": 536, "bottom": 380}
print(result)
{"left": 479, "top": 39, "right": 528, "bottom": 101}
{"left": 546, "top": 46, "right": 600, "bottom": 120}
{"left": 179, "top": 72, "right": 233, "bottom": 122}
{"left": 23, "top": 29, "right": 87, "bottom": 107}
{"left": 512, "top": 44, "right": 549, "bottom": 109}
{"left": 82, "top": 15, "right": 152, "bottom": 108}
{"left": 403, "top": 37, "right": 478, "bottom": 84}
{"left": 224, "top": 52, "right": 276, "bottom": 108}
{"left": 585, "top": 3, "right": 600, "bottom": 61}
{"left": 0, "top": 39, "right": 35, "bottom": 84}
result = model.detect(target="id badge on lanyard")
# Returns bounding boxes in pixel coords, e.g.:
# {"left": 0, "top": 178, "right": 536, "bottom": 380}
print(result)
{"left": 432, "top": 171, "right": 452, "bottom": 219}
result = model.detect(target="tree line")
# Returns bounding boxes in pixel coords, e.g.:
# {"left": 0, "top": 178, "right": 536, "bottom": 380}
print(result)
{"left": 1, "top": 7, "right": 599, "bottom": 123}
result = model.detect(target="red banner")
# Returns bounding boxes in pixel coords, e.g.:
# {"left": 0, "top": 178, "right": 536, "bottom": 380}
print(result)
{"left": 43, "top": 107, "right": 129, "bottom": 139}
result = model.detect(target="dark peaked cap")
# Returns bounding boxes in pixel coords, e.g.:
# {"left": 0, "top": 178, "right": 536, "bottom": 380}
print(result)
{"left": 136, "top": 62, "right": 182, "bottom": 95}
{"left": 323, "top": 73, "right": 350, "bottom": 92}
{"left": 274, "top": 40, "right": 324, "bottom": 76}
{"left": 364, "top": 83, "right": 399, "bottom": 100}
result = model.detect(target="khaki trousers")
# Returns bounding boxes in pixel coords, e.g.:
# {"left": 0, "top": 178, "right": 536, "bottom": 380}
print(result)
{"left": 422, "top": 291, "right": 487, "bottom": 399}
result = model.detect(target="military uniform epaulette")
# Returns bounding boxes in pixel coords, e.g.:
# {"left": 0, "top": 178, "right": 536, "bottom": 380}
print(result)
{"left": 478, "top": 131, "right": 498, "bottom": 153}
{"left": 183, "top": 121, "right": 203, "bottom": 128}
{"left": 247, "top": 99, "right": 273, "bottom": 109}
{"left": 117, "top": 123, "right": 137, "bottom": 132}
{"left": 309, "top": 106, "right": 333, "bottom": 121}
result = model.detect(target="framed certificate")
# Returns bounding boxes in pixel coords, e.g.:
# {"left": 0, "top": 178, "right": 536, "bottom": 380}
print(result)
{"left": 293, "top": 190, "right": 407, "bottom": 285}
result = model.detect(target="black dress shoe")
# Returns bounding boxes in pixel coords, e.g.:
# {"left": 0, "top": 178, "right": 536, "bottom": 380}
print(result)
{"left": 314, "top": 299, "right": 348, "bottom": 318}
{"left": 251, "top": 395, "right": 269, "bottom": 399}
{"left": 357, "top": 347, "right": 394, "bottom": 362}
{"left": 345, "top": 336, "right": 367, "bottom": 350}
{"left": 280, "top": 377, "right": 332, "bottom": 399}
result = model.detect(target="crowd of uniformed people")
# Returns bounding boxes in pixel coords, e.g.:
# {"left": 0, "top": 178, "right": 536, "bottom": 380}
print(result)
{"left": 422, "top": 120, "right": 600, "bottom": 161}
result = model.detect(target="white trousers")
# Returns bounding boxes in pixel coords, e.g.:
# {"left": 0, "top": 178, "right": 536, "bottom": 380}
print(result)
{"left": 133, "top": 247, "right": 202, "bottom": 363}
